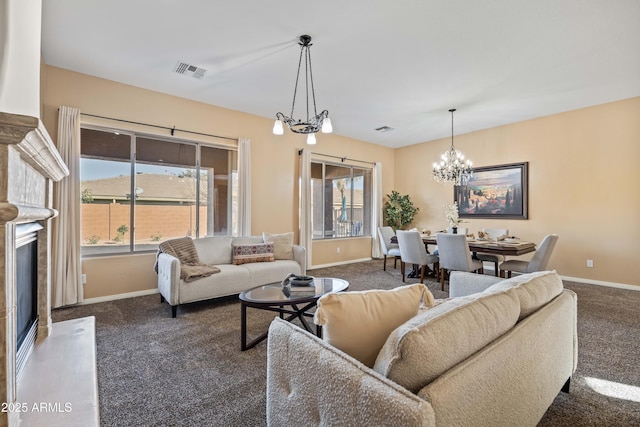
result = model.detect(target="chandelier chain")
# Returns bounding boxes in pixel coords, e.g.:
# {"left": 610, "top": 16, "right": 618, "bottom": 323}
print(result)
{"left": 289, "top": 43, "right": 305, "bottom": 119}
{"left": 307, "top": 47, "right": 318, "bottom": 120}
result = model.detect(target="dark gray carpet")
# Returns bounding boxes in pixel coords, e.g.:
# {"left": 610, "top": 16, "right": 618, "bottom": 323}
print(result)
{"left": 52, "top": 260, "right": 640, "bottom": 426}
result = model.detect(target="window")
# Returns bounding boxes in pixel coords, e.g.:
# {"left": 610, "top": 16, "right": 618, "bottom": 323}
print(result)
{"left": 310, "top": 161, "right": 372, "bottom": 239}
{"left": 80, "top": 127, "right": 237, "bottom": 256}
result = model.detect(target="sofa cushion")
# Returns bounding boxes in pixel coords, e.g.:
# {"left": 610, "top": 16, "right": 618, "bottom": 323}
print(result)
{"left": 483, "top": 270, "right": 563, "bottom": 320}
{"left": 374, "top": 290, "right": 520, "bottom": 393}
{"left": 241, "top": 260, "right": 303, "bottom": 286}
{"left": 314, "top": 283, "right": 430, "bottom": 368}
{"left": 193, "top": 236, "right": 232, "bottom": 265}
{"left": 231, "top": 243, "right": 275, "bottom": 265}
{"left": 263, "top": 232, "right": 294, "bottom": 260}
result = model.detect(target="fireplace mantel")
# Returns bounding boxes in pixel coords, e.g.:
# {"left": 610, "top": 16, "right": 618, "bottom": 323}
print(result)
{"left": 0, "top": 111, "right": 68, "bottom": 427}
{"left": 0, "top": 112, "right": 68, "bottom": 181}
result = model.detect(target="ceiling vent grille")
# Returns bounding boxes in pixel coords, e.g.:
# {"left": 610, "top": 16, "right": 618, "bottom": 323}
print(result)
{"left": 375, "top": 126, "right": 394, "bottom": 132}
{"left": 174, "top": 61, "right": 207, "bottom": 79}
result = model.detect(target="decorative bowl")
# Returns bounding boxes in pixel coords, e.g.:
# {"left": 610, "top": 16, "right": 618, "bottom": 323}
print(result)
{"left": 289, "top": 276, "right": 314, "bottom": 286}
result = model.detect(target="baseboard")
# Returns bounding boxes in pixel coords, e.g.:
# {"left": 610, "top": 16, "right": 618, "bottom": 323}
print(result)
{"left": 559, "top": 275, "right": 639, "bottom": 291}
{"left": 482, "top": 265, "right": 638, "bottom": 291}
{"left": 80, "top": 288, "right": 159, "bottom": 305}
{"left": 75, "top": 265, "right": 639, "bottom": 306}
{"left": 309, "top": 257, "right": 372, "bottom": 270}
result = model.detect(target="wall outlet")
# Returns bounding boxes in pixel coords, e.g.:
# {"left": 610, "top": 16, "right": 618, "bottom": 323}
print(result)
{"left": 82, "top": 274, "right": 87, "bottom": 284}
{"left": 586, "top": 260, "right": 594, "bottom": 268}
{"left": 336, "top": 247, "right": 341, "bottom": 254}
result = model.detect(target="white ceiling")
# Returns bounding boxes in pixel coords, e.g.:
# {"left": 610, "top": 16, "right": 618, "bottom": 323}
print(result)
{"left": 41, "top": 0, "right": 640, "bottom": 148}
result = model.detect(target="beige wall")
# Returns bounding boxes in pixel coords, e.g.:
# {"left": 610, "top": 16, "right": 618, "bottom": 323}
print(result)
{"left": 43, "top": 66, "right": 639, "bottom": 298}
{"left": 395, "top": 97, "right": 640, "bottom": 287}
{"left": 43, "top": 66, "right": 395, "bottom": 299}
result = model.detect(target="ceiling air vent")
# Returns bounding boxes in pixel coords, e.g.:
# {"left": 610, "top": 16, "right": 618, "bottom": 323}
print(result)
{"left": 375, "top": 126, "right": 394, "bottom": 133}
{"left": 174, "top": 61, "right": 207, "bottom": 79}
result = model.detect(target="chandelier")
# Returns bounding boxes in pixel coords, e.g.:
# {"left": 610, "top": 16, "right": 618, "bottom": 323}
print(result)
{"left": 432, "top": 108, "right": 473, "bottom": 185}
{"left": 272, "top": 35, "right": 332, "bottom": 145}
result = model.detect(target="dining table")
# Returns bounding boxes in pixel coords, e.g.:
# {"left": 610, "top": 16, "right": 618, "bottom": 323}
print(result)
{"left": 420, "top": 234, "right": 537, "bottom": 256}
{"left": 390, "top": 233, "right": 537, "bottom": 257}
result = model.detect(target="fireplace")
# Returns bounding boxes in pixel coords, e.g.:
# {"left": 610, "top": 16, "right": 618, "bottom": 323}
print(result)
{"left": 0, "top": 112, "right": 69, "bottom": 427}
{"left": 15, "top": 223, "right": 43, "bottom": 381}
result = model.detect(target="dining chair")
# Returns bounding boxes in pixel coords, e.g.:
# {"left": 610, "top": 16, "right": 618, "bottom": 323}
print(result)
{"left": 436, "top": 233, "right": 483, "bottom": 291}
{"left": 377, "top": 226, "right": 401, "bottom": 271}
{"left": 396, "top": 230, "right": 439, "bottom": 283}
{"left": 499, "top": 234, "right": 559, "bottom": 278}
{"left": 476, "top": 228, "right": 509, "bottom": 276}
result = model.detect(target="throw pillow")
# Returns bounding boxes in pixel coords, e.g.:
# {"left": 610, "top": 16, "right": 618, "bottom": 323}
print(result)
{"left": 232, "top": 243, "right": 275, "bottom": 265}
{"left": 313, "top": 283, "right": 432, "bottom": 368}
{"left": 262, "top": 232, "right": 294, "bottom": 260}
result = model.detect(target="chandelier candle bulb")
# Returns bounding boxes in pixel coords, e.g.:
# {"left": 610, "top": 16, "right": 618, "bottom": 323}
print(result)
{"left": 321, "top": 117, "right": 333, "bottom": 133}
{"left": 272, "top": 119, "right": 284, "bottom": 135}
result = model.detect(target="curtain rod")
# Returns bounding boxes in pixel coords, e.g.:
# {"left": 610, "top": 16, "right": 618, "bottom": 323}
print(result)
{"left": 298, "top": 149, "right": 376, "bottom": 166}
{"left": 79, "top": 112, "right": 238, "bottom": 142}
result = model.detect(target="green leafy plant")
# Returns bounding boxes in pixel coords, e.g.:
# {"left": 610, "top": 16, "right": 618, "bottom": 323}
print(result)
{"left": 81, "top": 188, "right": 94, "bottom": 203}
{"left": 114, "top": 224, "right": 129, "bottom": 242}
{"left": 85, "top": 235, "right": 100, "bottom": 245}
{"left": 150, "top": 233, "right": 162, "bottom": 242}
{"left": 384, "top": 191, "right": 419, "bottom": 231}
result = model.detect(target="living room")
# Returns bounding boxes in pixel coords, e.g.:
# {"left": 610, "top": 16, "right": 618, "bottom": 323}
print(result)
{"left": 2, "top": 0, "right": 639, "bottom": 426}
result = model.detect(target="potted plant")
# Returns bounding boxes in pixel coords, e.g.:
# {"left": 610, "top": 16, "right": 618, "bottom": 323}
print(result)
{"left": 443, "top": 201, "right": 464, "bottom": 233}
{"left": 384, "top": 191, "right": 419, "bottom": 231}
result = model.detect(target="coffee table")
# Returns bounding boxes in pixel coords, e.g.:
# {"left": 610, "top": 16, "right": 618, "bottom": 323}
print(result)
{"left": 239, "top": 277, "right": 349, "bottom": 351}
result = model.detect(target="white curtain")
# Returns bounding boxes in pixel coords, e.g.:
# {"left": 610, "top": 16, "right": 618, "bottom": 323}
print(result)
{"left": 52, "top": 106, "right": 83, "bottom": 307}
{"left": 237, "top": 138, "right": 251, "bottom": 236}
{"left": 299, "top": 149, "right": 312, "bottom": 268}
{"left": 371, "top": 162, "right": 383, "bottom": 258}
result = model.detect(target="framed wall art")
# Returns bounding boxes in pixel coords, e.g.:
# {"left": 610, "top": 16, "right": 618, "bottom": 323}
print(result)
{"left": 454, "top": 162, "right": 528, "bottom": 219}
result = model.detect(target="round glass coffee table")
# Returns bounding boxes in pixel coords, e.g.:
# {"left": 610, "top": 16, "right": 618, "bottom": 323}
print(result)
{"left": 239, "top": 277, "right": 349, "bottom": 351}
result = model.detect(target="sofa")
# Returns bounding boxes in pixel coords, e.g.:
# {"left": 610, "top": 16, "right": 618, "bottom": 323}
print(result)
{"left": 157, "top": 233, "right": 305, "bottom": 317}
{"left": 266, "top": 270, "right": 577, "bottom": 426}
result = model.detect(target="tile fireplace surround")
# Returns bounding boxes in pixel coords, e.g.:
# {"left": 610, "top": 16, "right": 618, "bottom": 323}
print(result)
{"left": 0, "top": 112, "right": 68, "bottom": 427}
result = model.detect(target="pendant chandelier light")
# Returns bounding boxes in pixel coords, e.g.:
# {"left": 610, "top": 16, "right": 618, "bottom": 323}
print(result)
{"left": 432, "top": 108, "right": 473, "bottom": 185}
{"left": 272, "top": 35, "right": 332, "bottom": 145}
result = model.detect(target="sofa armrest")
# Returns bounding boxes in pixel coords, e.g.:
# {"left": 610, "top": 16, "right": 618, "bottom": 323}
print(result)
{"left": 292, "top": 245, "right": 306, "bottom": 275}
{"left": 266, "top": 318, "right": 434, "bottom": 427}
{"left": 449, "top": 271, "right": 503, "bottom": 297}
{"left": 157, "top": 252, "right": 181, "bottom": 305}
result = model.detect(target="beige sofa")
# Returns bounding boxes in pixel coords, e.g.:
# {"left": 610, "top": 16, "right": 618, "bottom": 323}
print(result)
{"left": 266, "top": 270, "right": 577, "bottom": 426}
{"left": 157, "top": 235, "right": 305, "bottom": 317}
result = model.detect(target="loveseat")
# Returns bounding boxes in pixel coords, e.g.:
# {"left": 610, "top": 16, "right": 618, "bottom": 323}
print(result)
{"left": 157, "top": 233, "right": 305, "bottom": 317}
{"left": 266, "top": 270, "right": 577, "bottom": 426}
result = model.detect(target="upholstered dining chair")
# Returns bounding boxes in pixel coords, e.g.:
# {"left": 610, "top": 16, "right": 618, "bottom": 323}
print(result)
{"left": 500, "top": 234, "right": 559, "bottom": 278}
{"left": 436, "top": 233, "right": 483, "bottom": 291}
{"left": 378, "top": 226, "right": 401, "bottom": 271}
{"left": 396, "top": 230, "right": 439, "bottom": 283}
{"left": 476, "top": 228, "right": 509, "bottom": 276}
